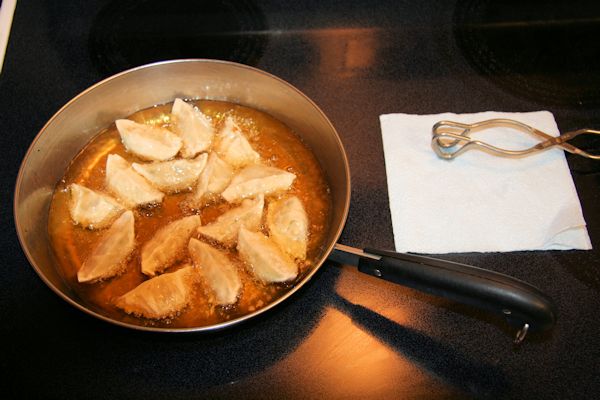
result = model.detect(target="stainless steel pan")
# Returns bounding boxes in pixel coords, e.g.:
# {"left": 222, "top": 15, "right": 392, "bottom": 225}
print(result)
{"left": 14, "top": 59, "right": 555, "bottom": 340}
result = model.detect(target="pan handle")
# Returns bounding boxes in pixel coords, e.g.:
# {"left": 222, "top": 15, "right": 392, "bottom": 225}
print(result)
{"left": 329, "top": 244, "right": 556, "bottom": 342}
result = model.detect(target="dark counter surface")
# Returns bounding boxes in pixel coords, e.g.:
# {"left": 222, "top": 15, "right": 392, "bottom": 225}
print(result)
{"left": 2, "top": 1, "right": 600, "bottom": 398}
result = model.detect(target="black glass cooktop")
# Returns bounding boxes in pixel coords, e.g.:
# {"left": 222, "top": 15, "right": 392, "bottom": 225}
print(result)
{"left": 89, "top": 0, "right": 268, "bottom": 75}
{"left": 455, "top": 0, "right": 600, "bottom": 108}
{"left": 82, "top": 0, "right": 600, "bottom": 111}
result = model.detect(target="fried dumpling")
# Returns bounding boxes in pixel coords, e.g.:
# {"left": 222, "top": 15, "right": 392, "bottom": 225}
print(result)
{"left": 115, "top": 265, "right": 196, "bottom": 319}
{"left": 190, "top": 152, "right": 234, "bottom": 205}
{"left": 221, "top": 165, "right": 296, "bottom": 203}
{"left": 171, "top": 98, "right": 214, "bottom": 158}
{"left": 68, "top": 183, "right": 125, "bottom": 229}
{"left": 141, "top": 215, "right": 201, "bottom": 277}
{"left": 116, "top": 119, "right": 182, "bottom": 161}
{"left": 77, "top": 210, "right": 135, "bottom": 283}
{"left": 267, "top": 196, "right": 308, "bottom": 260}
{"left": 197, "top": 195, "right": 264, "bottom": 247}
{"left": 214, "top": 117, "right": 260, "bottom": 168}
{"left": 105, "top": 154, "right": 164, "bottom": 208}
{"left": 188, "top": 238, "right": 241, "bottom": 305}
{"left": 132, "top": 153, "right": 208, "bottom": 193}
{"left": 237, "top": 227, "right": 298, "bottom": 283}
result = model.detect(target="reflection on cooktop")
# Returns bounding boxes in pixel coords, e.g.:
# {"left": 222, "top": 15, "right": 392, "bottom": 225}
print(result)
{"left": 89, "top": 0, "right": 267, "bottom": 75}
{"left": 454, "top": 0, "right": 600, "bottom": 108}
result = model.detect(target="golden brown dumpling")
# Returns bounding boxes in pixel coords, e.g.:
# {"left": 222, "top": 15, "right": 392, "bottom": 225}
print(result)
{"left": 221, "top": 164, "right": 296, "bottom": 203}
{"left": 77, "top": 210, "right": 135, "bottom": 283}
{"left": 214, "top": 117, "right": 260, "bottom": 168}
{"left": 197, "top": 195, "right": 264, "bottom": 247}
{"left": 190, "top": 152, "right": 234, "bottom": 206}
{"left": 68, "top": 183, "right": 125, "bottom": 229}
{"left": 188, "top": 238, "right": 241, "bottom": 305}
{"left": 116, "top": 119, "right": 182, "bottom": 161}
{"left": 267, "top": 196, "right": 308, "bottom": 260}
{"left": 141, "top": 215, "right": 201, "bottom": 277}
{"left": 171, "top": 98, "right": 214, "bottom": 158}
{"left": 237, "top": 226, "right": 298, "bottom": 283}
{"left": 132, "top": 153, "right": 208, "bottom": 193}
{"left": 105, "top": 154, "right": 164, "bottom": 208}
{"left": 115, "top": 265, "right": 196, "bottom": 319}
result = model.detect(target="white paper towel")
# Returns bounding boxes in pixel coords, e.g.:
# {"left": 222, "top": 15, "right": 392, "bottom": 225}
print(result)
{"left": 380, "top": 111, "right": 592, "bottom": 253}
{"left": 0, "top": 0, "right": 17, "bottom": 75}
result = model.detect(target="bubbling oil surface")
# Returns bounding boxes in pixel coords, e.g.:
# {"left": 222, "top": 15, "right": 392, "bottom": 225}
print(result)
{"left": 47, "top": 100, "right": 331, "bottom": 328}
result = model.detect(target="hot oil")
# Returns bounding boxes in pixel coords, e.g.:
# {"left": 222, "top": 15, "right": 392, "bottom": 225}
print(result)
{"left": 47, "top": 100, "right": 332, "bottom": 328}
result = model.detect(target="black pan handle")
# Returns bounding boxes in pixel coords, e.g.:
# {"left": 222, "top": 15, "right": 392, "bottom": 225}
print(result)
{"left": 329, "top": 244, "right": 556, "bottom": 340}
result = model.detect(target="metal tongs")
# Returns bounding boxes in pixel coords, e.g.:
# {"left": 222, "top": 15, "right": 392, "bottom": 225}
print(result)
{"left": 431, "top": 118, "right": 600, "bottom": 160}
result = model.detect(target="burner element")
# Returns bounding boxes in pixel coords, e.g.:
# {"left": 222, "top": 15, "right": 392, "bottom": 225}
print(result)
{"left": 454, "top": 0, "right": 600, "bottom": 108}
{"left": 89, "top": 0, "right": 267, "bottom": 76}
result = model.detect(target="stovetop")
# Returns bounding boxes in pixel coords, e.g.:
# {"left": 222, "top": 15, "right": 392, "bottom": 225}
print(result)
{"left": 2, "top": 1, "right": 600, "bottom": 398}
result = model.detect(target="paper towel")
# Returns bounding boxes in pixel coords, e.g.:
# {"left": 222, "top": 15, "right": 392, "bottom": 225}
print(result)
{"left": 380, "top": 111, "right": 592, "bottom": 253}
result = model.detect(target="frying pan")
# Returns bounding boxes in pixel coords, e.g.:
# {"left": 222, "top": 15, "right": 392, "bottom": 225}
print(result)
{"left": 14, "top": 59, "right": 556, "bottom": 340}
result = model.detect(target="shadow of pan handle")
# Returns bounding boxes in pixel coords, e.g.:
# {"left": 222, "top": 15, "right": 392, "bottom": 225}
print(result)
{"left": 330, "top": 294, "right": 510, "bottom": 398}
{"left": 330, "top": 244, "right": 557, "bottom": 343}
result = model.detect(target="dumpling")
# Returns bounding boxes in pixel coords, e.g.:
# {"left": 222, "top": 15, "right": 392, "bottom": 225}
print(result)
{"left": 214, "top": 117, "right": 260, "bottom": 168}
{"left": 221, "top": 165, "right": 296, "bottom": 203}
{"left": 188, "top": 238, "right": 241, "bottom": 305}
{"left": 141, "top": 215, "right": 201, "bottom": 277}
{"left": 68, "top": 183, "right": 125, "bottom": 229}
{"left": 171, "top": 98, "right": 214, "bottom": 158}
{"left": 267, "top": 196, "right": 308, "bottom": 260}
{"left": 116, "top": 119, "right": 182, "bottom": 161}
{"left": 190, "top": 152, "right": 234, "bottom": 206}
{"left": 237, "top": 227, "right": 298, "bottom": 283}
{"left": 77, "top": 210, "right": 135, "bottom": 283}
{"left": 197, "top": 195, "right": 264, "bottom": 246}
{"left": 115, "top": 265, "right": 196, "bottom": 319}
{"left": 132, "top": 153, "right": 208, "bottom": 193}
{"left": 105, "top": 154, "right": 164, "bottom": 208}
